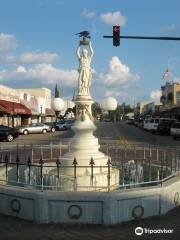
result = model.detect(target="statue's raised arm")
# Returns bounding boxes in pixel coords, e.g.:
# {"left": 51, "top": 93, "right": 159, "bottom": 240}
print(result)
{"left": 89, "top": 41, "right": 94, "bottom": 58}
{"left": 76, "top": 43, "right": 81, "bottom": 60}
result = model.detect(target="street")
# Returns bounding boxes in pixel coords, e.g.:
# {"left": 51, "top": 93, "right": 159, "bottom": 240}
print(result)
{"left": 1, "top": 121, "right": 180, "bottom": 147}
{"left": 96, "top": 122, "right": 180, "bottom": 146}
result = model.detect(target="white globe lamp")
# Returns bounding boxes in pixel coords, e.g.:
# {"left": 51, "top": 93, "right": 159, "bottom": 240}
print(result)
{"left": 102, "top": 97, "right": 117, "bottom": 111}
{"left": 53, "top": 97, "right": 64, "bottom": 121}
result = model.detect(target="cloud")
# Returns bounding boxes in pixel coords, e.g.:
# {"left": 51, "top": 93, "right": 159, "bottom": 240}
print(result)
{"left": 102, "top": 56, "right": 140, "bottom": 87}
{"left": 91, "top": 56, "right": 139, "bottom": 102}
{"left": 0, "top": 55, "right": 139, "bottom": 103}
{"left": 160, "top": 24, "right": 177, "bottom": 33}
{"left": 17, "top": 65, "right": 26, "bottom": 73}
{"left": 100, "top": 11, "right": 126, "bottom": 26}
{"left": 105, "top": 89, "right": 128, "bottom": 98}
{"left": 81, "top": 9, "right": 96, "bottom": 18}
{"left": 0, "top": 33, "right": 17, "bottom": 51}
{"left": 0, "top": 52, "right": 58, "bottom": 64}
{"left": 0, "top": 64, "right": 77, "bottom": 86}
{"left": 150, "top": 89, "right": 161, "bottom": 102}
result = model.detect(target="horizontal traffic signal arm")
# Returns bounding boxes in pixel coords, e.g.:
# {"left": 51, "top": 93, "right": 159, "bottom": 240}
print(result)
{"left": 103, "top": 35, "right": 180, "bottom": 41}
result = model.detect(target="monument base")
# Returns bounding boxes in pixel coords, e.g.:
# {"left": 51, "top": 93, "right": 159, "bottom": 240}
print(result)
{"left": 52, "top": 94, "right": 120, "bottom": 191}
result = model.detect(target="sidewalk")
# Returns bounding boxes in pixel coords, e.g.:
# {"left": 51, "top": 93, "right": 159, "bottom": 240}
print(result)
{"left": 0, "top": 207, "right": 180, "bottom": 240}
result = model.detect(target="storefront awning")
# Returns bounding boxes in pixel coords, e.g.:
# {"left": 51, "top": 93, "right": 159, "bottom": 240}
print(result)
{"left": 20, "top": 100, "right": 39, "bottom": 115}
{"left": 0, "top": 104, "right": 6, "bottom": 113}
{"left": 0, "top": 100, "right": 31, "bottom": 115}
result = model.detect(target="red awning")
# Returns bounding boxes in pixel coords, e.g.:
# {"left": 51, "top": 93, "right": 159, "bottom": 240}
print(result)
{"left": 0, "top": 104, "right": 6, "bottom": 113}
{"left": 0, "top": 100, "right": 31, "bottom": 115}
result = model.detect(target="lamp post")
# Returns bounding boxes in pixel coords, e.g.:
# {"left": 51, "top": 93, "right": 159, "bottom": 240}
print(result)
{"left": 102, "top": 97, "right": 118, "bottom": 122}
{"left": 12, "top": 102, "right": 15, "bottom": 128}
{"left": 52, "top": 97, "right": 64, "bottom": 122}
{"left": 40, "top": 105, "right": 42, "bottom": 123}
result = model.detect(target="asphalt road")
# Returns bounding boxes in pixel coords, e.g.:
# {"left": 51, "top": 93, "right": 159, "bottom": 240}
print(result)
{"left": 1, "top": 121, "right": 180, "bottom": 147}
{"left": 95, "top": 122, "right": 180, "bottom": 147}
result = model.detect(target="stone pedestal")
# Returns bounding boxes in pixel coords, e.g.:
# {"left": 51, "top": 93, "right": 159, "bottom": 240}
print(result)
{"left": 57, "top": 94, "right": 119, "bottom": 191}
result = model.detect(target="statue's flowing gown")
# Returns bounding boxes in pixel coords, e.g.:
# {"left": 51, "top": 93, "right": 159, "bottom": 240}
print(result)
{"left": 78, "top": 56, "right": 92, "bottom": 95}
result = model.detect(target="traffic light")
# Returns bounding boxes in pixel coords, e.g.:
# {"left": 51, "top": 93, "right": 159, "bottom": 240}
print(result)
{"left": 113, "top": 25, "right": 120, "bottom": 47}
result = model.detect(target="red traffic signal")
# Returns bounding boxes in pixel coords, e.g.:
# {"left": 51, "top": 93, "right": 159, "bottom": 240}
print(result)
{"left": 113, "top": 25, "right": 120, "bottom": 47}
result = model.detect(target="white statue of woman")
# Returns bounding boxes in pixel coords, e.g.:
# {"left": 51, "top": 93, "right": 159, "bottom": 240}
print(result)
{"left": 76, "top": 41, "right": 94, "bottom": 95}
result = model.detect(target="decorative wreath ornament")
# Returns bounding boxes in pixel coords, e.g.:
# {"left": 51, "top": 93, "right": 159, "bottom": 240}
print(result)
{"left": 132, "top": 205, "right": 144, "bottom": 219}
{"left": 67, "top": 204, "right": 82, "bottom": 219}
{"left": 174, "top": 192, "right": 179, "bottom": 206}
{"left": 10, "top": 199, "right": 21, "bottom": 213}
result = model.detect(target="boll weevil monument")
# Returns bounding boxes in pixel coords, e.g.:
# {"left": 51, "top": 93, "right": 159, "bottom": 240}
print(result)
{"left": 57, "top": 32, "right": 119, "bottom": 190}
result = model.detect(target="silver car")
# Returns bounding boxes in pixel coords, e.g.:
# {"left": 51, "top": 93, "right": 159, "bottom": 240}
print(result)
{"left": 18, "top": 123, "right": 51, "bottom": 135}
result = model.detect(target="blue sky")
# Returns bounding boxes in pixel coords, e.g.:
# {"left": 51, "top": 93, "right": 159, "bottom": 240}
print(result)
{"left": 0, "top": 0, "right": 180, "bottom": 105}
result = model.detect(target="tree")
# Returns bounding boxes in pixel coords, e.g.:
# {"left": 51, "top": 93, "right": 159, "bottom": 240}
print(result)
{"left": 91, "top": 102, "right": 102, "bottom": 119}
{"left": 55, "top": 84, "right": 60, "bottom": 98}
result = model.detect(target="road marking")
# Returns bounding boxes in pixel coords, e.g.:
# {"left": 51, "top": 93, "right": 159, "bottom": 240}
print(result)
{"left": 111, "top": 123, "right": 129, "bottom": 144}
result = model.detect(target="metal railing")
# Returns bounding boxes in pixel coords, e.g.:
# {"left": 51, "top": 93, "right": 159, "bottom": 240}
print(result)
{"left": 0, "top": 142, "right": 179, "bottom": 192}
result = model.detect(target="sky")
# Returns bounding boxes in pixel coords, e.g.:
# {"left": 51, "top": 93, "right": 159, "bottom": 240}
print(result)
{"left": 0, "top": 0, "right": 180, "bottom": 105}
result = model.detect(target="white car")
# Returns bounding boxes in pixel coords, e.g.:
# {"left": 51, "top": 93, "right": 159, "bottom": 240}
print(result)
{"left": 147, "top": 118, "right": 160, "bottom": 132}
{"left": 143, "top": 119, "right": 151, "bottom": 130}
{"left": 170, "top": 122, "right": 180, "bottom": 140}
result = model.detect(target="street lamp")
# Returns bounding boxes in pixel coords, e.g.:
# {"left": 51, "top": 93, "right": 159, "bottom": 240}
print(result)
{"left": 102, "top": 97, "right": 118, "bottom": 122}
{"left": 40, "top": 105, "right": 42, "bottom": 123}
{"left": 52, "top": 97, "right": 64, "bottom": 122}
{"left": 102, "top": 97, "right": 117, "bottom": 111}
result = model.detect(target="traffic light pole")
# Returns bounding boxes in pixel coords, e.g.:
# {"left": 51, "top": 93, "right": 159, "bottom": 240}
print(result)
{"left": 104, "top": 35, "right": 180, "bottom": 41}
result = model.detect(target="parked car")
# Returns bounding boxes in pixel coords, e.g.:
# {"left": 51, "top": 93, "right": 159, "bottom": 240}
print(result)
{"left": 143, "top": 119, "right": 151, "bottom": 130}
{"left": 103, "top": 118, "right": 111, "bottom": 122}
{"left": 137, "top": 119, "right": 144, "bottom": 128}
{"left": 157, "top": 119, "right": 176, "bottom": 135}
{"left": 44, "top": 122, "right": 56, "bottom": 132}
{"left": 18, "top": 123, "right": 51, "bottom": 135}
{"left": 146, "top": 118, "right": 160, "bottom": 133}
{"left": 170, "top": 122, "right": 180, "bottom": 139}
{"left": 0, "top": 125, "right": 19, "bottom": 142}
{"left": 126, "top": 118, "right": 134, "bottom": 124}
{"left": 133, "top": 120, "right": 139, "bottom": 127}
{"left": 133, "top": 118, "right": 143, "bottom": 128}
{"left": 55, "top": 119, "right": 75, "bottom": 131}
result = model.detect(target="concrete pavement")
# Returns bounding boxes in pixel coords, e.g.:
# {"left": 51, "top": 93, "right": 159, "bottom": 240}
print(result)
{"left": 0, "top": 206, "right": 180, "bottom": 240}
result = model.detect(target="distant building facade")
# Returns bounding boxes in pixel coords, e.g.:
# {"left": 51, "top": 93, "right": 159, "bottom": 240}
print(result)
{"left": 134, "top": 101, "right": 150, "bottom": 117}
{"left": 161, "top": 82, "right": 180, "bottom": 107}
{"left": 0, "top": 85, "right": 55, "bottom": 127}
{"left": 160, "top": 82, "right": 180, "bottom": 120}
